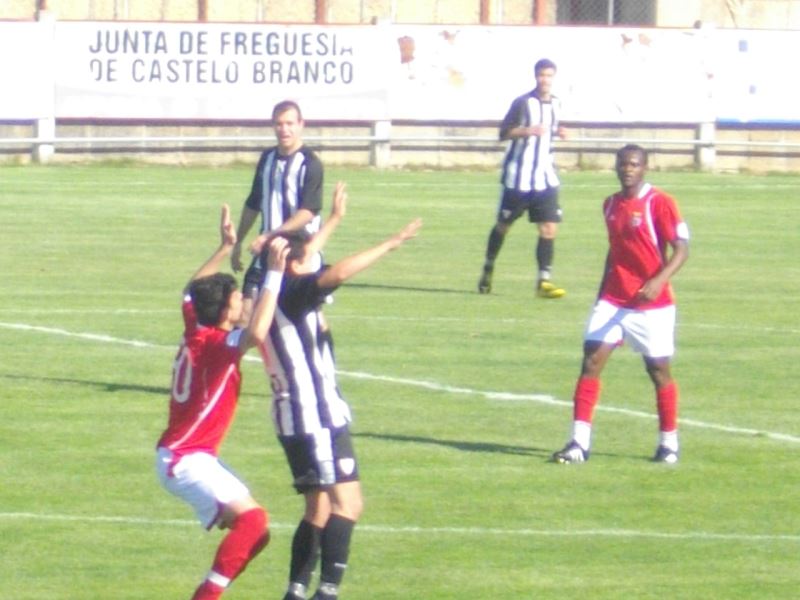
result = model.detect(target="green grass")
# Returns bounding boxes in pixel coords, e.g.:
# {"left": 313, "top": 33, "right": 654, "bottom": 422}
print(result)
{"left": 1, "top": 163, "right": 799, "bottom": 599}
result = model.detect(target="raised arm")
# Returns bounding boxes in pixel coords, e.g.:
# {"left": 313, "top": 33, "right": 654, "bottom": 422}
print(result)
{"left": 231, "top": 205, "right": 259, "bottom": 272}
{"left": 184, "top": 204, "right": 237, "bottom": 294}
{"left": 317, "top": 218, "right": 422, "bottom": 289}
{"left": 304, "top": 181, "right": 347, "bottom": 257}
{"left": 238, "top": 236, "right": 289, "bottom": 353}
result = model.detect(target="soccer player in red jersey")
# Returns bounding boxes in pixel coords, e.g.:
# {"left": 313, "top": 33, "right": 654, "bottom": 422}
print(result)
{"left": 552, "top": 144, "right": 690, "bottom": 464}
{"left": 155, "top": 204, "right": 289, "bottom": 599}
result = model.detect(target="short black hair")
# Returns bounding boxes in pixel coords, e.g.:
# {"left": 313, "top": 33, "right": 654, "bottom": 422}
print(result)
{"left": 189, "top": 273, "right": 238, "bottom": 326}
{"left": 259, "top": 230, "right": 311, "bottom": 268}
{"left": 534, "top": 58, "right": 557, "bottom": 75}
{"left": 616, "top": 144, "right": 649, "bottom": 166}
{"left": 272, "top": 99, "right": 303, "bottom": 121}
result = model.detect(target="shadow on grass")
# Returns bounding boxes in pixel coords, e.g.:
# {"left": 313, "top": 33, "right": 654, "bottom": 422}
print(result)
{"left": 1, "top": 373, "right": 169, "bottom": 396}
{"left": 355, "top": 431, "right": 552, "bottom": 459}
{"left": 343, "top": 282, "right": 472, "bottom": 295}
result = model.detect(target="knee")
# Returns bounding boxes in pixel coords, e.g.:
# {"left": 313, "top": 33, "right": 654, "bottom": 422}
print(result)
{"left": 494, "top": 223, "right": 509, "bottom": 236}
{"left": 539, "top": 223, "right": 557, "bottom": 238}
{"left": 335, "top": 492, "right": 364, "bottom": 522}
{"left": 347, "top": 496, "right": 364, "bottom": 522}
{"left": 645, "top": 360, "right": 672, "bottom": 387}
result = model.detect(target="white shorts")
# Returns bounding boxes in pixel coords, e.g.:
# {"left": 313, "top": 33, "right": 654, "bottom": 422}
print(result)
{"left": 584, "top": 299, "right": 676, "bottom": 358}
{"left": 155, "top": 448, "right": 250, "bottom": 529}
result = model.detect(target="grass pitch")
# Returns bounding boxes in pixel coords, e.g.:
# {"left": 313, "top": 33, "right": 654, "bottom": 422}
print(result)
{"left": 1, "top": 163, "right": 799, "bottom": 599}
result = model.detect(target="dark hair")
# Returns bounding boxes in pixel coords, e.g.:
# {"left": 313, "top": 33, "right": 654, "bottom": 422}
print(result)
{"left": 534, "top": 58, "right": 557, "bottom": 75}
{"left": 616, "top": 144, "right": 649, "bottom": 166}
{"left": 259, "top": 230, "right": 311, "bottom": 269}
{"left": 189, "top": 273, "right": 238, "bottom": 326}
{"left": 272, "top": 99, "right": 303, "bottom": 121}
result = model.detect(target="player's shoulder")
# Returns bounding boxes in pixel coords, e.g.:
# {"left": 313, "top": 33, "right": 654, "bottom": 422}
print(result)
{"left": 260, "top": 146, "right": 279, "bottom": 160}
{"left": 253, "top": 147, "right": 278, "bottom": 170}
{"left": 299, "top": 145, "right": 322, "bottom": 163}
{"left": 647, "top": 185, "right": 679, "bottom": 206}
{"left": 517, "top": 89, "right": 539, "bottom": 103}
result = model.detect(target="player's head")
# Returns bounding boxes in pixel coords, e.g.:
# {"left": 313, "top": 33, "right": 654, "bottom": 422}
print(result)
{"left": 616, "top": 144, "right": 648, "bottom": 167}
{"left": 534, "top": 58, "right": 557, "bottom": 76}
{"left": 189, "top": 273, "right": 241, "bottom": 327}
{"left": 264, "top": 230, "right": 313, "bottom": 274}
{"left": 534, "top": 58, "right": 557, "bottom": 97}
{"left": 272, "top": 100, "right": 304, "bottom": 154}
{"left": 273, "top": 99, "right": 303, "bottom": 122}
{"left": 615, "top": 144, "right": 648, "bottom": 190}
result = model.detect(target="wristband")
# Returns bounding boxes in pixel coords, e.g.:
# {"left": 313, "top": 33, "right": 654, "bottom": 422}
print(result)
{"left": 262, "top": 270, "right": 283, "bottom": 295}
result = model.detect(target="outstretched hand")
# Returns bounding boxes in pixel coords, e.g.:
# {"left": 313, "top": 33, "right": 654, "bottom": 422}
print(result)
{"left": 220, "top": 204, "right": 237, "bottom": 247}
{"left": 394, "top": 218, "right": 423, "bottom": 246}
{"left": 265, "top": 236, "right": 290, "bottom": 273}
{"left": 331, "top": 181, "right": 348, "bottom": 219}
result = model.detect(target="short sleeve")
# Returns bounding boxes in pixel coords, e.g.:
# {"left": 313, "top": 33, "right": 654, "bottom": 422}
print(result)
{"left": 654, "top": 193, "right": 689, "bottom": 243}
{"left": 245, "top": 150, "right": 270, "bottom": 211}
{"left": 299, "top": 151, "right": 324, "bottom": 214}
{"left": 499, "top": 94, "right": 528, "bottom": 136}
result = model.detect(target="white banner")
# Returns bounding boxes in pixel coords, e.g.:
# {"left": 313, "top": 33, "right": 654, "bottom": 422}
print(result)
{"left": 0, "top": 21, "right": 55, "bottom": 120}
{"left": 1, "top": 20, "right": 798, "bottom": 124}
{"left": 53, "top": 22, "right": 392, "bottom": 120}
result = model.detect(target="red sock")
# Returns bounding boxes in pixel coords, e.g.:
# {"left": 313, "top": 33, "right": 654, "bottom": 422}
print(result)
{"left": 573, "top": 376, "right": 601, "bottom": 423}
{"left": 656, "top": 381, "right": 678, "bottom": 432}
{"left": 196, "top": 507, "right": 269, "bottom": 598}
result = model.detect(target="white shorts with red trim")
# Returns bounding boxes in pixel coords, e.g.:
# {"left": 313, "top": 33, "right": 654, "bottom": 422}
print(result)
{"left": 155, "top": 448, "right": 250, "bottom": 529}
{"left": 584, "top": 299, "right": 676, "bottom": 358}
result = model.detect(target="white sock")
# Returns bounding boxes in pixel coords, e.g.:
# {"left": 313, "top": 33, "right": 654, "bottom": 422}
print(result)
{"left": 572, "top": 420, "right": 592, "bottom": 451}
{"left": 660, "top": 430, "right": 679, "bottom": 452}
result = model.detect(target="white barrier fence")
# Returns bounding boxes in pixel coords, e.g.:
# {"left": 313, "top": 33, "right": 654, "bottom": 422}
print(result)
{"left": 3, "top": 18, "right": 800, "bottom": 169}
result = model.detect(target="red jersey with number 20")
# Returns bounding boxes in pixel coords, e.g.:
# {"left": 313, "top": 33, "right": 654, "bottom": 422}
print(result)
{"left": 157, "top": 297, "right": 243, "bottom": 457}
{"left": 600, "top": 183, "right": 689, "bottom": 309}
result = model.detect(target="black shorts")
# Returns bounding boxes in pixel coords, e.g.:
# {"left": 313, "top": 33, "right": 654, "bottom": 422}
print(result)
{"left": 279, "top": 427, "right": 359, "bottom": 493}
{"left": 497, "top": 187, "right": 562, "bottom": 224}
{"left": 242, "top": 255, "right": 263, "bottom": 297}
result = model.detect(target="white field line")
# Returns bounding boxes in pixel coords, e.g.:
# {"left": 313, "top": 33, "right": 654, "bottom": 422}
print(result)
{"left": 1, "top": 512, "right": 798, "bottom": 543}
{"left": 2, "top": 321, "right": 799, "bottom": 445}
{"left": 5, "top": 313, "right": 799, "bottom": 335}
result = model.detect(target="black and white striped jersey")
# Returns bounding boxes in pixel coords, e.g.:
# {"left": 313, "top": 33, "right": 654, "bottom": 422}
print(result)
{"left": 263, "top": 270, "right": 351, "bottom": 437}
{"left": 499, "top": 90, "right": 561, "bottom": 193}
{"left": 245, "top": 145, "right": 324, "bottom": 234}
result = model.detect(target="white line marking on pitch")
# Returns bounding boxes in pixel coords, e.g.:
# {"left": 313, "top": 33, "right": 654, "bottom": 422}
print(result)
{"left": 1, "top": 512, "right": 797, "bottom": 543}
{"left": 2, "top": 321, "right": 798, "bottom": 444}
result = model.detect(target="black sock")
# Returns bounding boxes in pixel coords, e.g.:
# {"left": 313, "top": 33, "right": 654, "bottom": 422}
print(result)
{"left": 319, "top": 514, "right": 356, "bottom": 589}
{"left": 536, "top": 237, "right": 554, "bottom": 279}
{"left": 288, "top": 519, "right": 322, "bottom": 590}
{"left": 484, "top": 228, "right": 505, "bottom": 271}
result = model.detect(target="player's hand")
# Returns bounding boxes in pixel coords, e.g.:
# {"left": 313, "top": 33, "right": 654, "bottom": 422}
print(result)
{"left": 231, "top": 243, "right": 244, "bottom": 272}
{"left": 266, "top": 236, "right": 290, "bottom": 272}
{"left": 220, "top": 204, "right": 237, "bottom": 248}
{"left": 637, "top": 278, "right": 664, "bottom": 302}
{"left": 527, "top": 124, "right": 545, "bottom": 137}
{"left": 392, "top": 218, "right": 422, "bottom": 247}
{"left": 331, "top": 181, "right": 348, "bottom": 219}
{"left": 249, "top": 232, "right": 270, "bottom": 256}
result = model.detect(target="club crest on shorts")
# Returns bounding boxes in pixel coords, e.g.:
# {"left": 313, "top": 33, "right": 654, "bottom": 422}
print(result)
{"left": 338, "top": 458, "right": 356, "bottom": 475}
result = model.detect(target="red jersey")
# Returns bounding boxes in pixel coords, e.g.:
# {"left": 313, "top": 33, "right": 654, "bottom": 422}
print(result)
{"left": 600, "top": 184, "right": 689, "bottom": 309}
{"left": 157, "top": 297, "right": 244, "bottom": 457}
